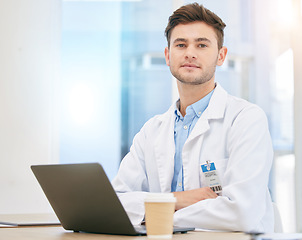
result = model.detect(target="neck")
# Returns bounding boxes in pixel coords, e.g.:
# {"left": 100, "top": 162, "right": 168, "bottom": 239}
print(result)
{"left": 177, "top": 80, "right": 215, "bottom": 116}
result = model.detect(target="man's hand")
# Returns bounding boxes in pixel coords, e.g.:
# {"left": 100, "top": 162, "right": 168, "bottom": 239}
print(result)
{"left": 173, "top": 187, "right": 218, "bottom": 211}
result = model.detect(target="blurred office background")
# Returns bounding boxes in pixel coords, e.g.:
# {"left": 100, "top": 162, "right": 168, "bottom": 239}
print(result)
{"left": 1, "top": 0, "right": 302, "bottom": 233}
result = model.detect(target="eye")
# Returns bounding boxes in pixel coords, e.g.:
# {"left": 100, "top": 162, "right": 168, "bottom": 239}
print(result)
{"left": 176, "top": 44, "right": 186, "bottom": 48}
{"left": 198, "top": 44, "right": 207, "bottom": 48}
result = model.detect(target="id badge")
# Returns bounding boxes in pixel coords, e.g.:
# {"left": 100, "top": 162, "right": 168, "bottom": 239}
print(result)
{"left": 201, "top": 161, "right": 222, "bottom": 195}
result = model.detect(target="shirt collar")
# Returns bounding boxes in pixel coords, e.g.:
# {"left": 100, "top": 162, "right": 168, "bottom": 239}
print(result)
{"left": 174, "top": 89, "right": 215, "bottom": 119}
{"left": 191, "top": 89, "right": 214, "bottom": 118}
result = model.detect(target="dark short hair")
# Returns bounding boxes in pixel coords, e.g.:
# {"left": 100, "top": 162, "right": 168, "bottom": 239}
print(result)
{"left": 165, "top": 3, "right": 226, "bottom": 49}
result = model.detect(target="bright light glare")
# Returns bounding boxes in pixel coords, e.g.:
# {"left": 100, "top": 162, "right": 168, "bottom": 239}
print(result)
{"left": 68, "top": 83, "right": 95, "bottom": 125}
{"left": 277, "top": 0, "right": 294, "bottom": 27}
{"left": 275, "top": 48, "right": 294, "bottom": 100}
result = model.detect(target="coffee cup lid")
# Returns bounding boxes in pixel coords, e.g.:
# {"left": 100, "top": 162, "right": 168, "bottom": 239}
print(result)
{"left": 144, "top": 193, "right": 176, "bottom": 203}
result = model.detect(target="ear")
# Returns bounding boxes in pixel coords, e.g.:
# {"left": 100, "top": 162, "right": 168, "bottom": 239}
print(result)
{"left": 164, "top": 47, "right": 170, "bottom": 66}
{"left": 216, "top": 46, "right": 227, "bottom": 66}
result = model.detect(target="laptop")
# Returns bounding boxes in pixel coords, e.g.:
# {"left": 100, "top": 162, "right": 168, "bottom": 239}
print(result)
{"left": 31, "top": 163, "right": 194, "bottom": 235}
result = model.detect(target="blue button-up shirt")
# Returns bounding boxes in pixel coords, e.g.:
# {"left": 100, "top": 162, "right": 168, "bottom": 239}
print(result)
{"left": 171, "top": 90, "right": 214, "bottom": 192}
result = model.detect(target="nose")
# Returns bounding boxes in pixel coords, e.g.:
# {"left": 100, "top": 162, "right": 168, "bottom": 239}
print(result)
{"left": 185, "top": 45, "right": 196, "bottom": 59}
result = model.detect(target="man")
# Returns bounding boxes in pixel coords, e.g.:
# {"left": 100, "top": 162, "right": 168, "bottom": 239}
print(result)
{"left": 112, "top": 3, "right": 274, "bottom": 232}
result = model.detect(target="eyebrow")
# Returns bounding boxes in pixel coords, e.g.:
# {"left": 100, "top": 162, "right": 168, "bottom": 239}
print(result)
{"left": 196, "top": 37, "right": 211, "bottom": 43}
{"left": 173, "top": 37, "right": 212, "bottom": 44}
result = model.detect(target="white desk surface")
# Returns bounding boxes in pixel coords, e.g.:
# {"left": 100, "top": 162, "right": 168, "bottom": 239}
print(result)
{"left": 0, "top": 214, "right": 251, "bottom": 240}
{"left": 0, "top": 226, "right": 252, "bottom": 240}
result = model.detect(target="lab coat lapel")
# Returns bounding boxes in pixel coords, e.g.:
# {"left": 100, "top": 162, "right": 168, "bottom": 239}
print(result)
{"left": 186, "top": 83, "right": 227, "bottom": 142}
{"left": 187, "top": 118, "right": 210, "bottom": 142}
{"left": 154, "top": 106, "right": 175, "bottom": 192}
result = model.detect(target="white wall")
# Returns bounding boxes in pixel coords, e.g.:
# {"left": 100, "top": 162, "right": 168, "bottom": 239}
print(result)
{"left": 0, "top": 0, "right": 61, "bottom": 214}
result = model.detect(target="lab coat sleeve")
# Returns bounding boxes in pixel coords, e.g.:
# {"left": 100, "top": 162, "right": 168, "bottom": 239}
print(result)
{"left": 111, "top": 123, "right": 150, "bottom": 225}
{"left": 173, "top": 105, "right": 274, "bottom": 232}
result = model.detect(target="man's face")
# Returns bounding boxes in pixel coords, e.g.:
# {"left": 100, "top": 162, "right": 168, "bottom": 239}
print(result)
{"left": 164, "top": 21, "right": 227, "bottom": 85}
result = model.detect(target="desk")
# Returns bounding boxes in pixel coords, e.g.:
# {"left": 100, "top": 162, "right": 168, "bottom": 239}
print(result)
{"left": 0, "top": 226, "right": 251, "bottom": 240}
{"left": 0, "top": 214, "right": 251, "bottom": 240}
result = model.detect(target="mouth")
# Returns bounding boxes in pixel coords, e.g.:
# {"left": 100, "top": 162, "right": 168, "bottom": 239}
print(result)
{"left": 181, "top": 63, "right": 200, "bottom": 69}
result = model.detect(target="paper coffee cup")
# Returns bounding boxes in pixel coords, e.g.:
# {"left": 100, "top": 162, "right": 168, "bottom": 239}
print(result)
{"left": 144, "top": 193, "right": 176, "bottom": 239}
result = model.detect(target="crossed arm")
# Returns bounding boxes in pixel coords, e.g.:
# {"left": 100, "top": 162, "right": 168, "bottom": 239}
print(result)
{"left": 173, "top": 187, "right": 218, "bottom": 210}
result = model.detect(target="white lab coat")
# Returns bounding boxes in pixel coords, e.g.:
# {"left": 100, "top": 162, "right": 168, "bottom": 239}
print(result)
{"left": 112, "top": 83, "right": 274, "bottom": 232}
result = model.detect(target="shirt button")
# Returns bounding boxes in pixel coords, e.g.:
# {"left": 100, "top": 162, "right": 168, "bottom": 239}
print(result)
{"left": 183, "top": 125, "right": 188, "bottom": 130}
{"left": 178, "top": 183, "right": 182, "bottom": 187}
{"left": 198, "top": 111, "right": 201, "bottom": 115}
